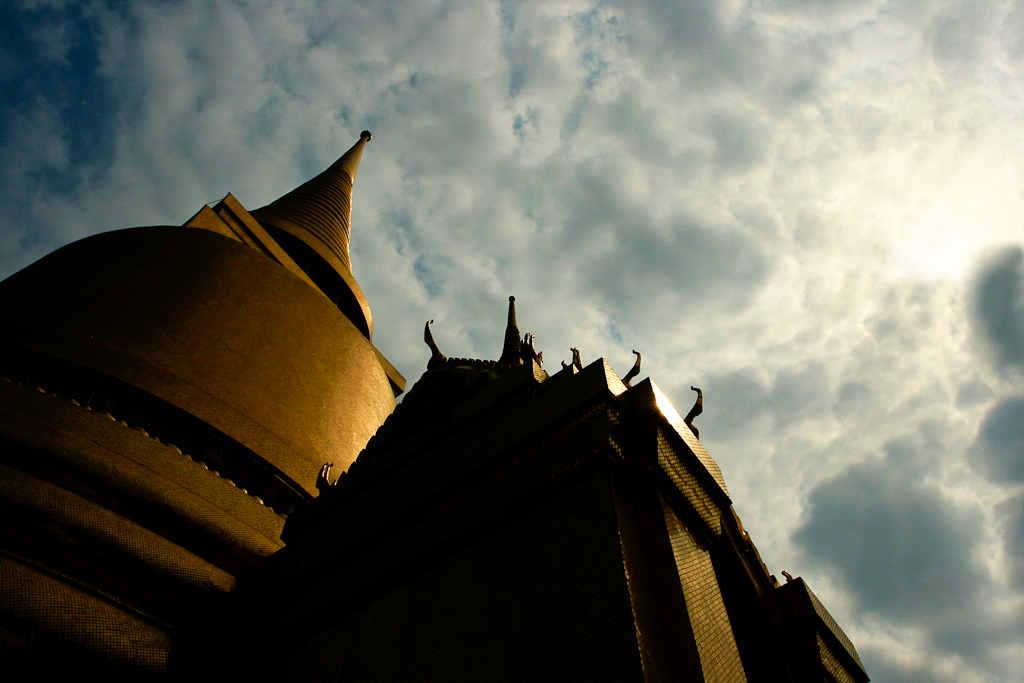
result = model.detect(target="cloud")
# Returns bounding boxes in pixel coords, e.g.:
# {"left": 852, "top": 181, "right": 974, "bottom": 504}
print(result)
{"left": 970, "top": 397, "right": 1024, "bottom": 483}
{"left": 768, "top": 360, "right": 832, "bottom": 427}
{"left": 859, "top": 648, "right": 965, "bottom": 683}
{"left": 701, "top": 368, "right": 770, "bottom": 439}
{"left": 1003, "top": 0, "right": 1024, "bottom": 61}
{"left": 581, "top": 215, "right": 770, "bottom": 321}
{"left": 998, "top": 493, "right": 1024, "bottom": 591}
{"left": 765, "top": 0, "right": 889, "bottom": 35}
{"left": 794, "top": 412, "right": 1024, "bottom": 681}
{"left": 860, "top": 651, "right": 978, "bottom": 683}
{"left": 706, "top": 110, "right": 771, "bottom": 175}
{"left": 927, "top": 2, "right": 1000, "bottom": 82}
{"left": 968, "top": 246, "right": 1024, "bottom": 376}
{"left": 956, "top": 375, "right": 995, "bottom": 410}
{"left": 794, "top": 434, "right": 988, "bottom": 625}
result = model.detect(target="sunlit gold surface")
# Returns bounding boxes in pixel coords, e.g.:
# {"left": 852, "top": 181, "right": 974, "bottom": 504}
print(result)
{"left": 0, "top": 226, "right": 395, "bottom": 494}
{"left": 0, "top": 134, "right": 406, "bottom": 680}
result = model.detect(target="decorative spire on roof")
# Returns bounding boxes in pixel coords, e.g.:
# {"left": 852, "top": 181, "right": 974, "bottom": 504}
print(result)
{"left": 251, "top": 130, "right": 372, "bottom": 274}
{"left": 497, "top": 296, "right": 523, "bottom": 366}
{"left": 418, "top": 298, "right": 543, "bottom": 376}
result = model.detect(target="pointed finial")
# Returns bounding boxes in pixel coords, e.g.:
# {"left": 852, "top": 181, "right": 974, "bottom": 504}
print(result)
{"left": 424, "top": 320, "right": 447, "bottom": 370}
{"left": 622, "top": 350, "right": 641, "bottom": 387}
{"left": 497, "top": 296, "right": 522, "bottom": 366}
{"left": 684, "top": 386, "right": 703, "bottom": 439}
{"left": 337, "top": 130, "right": 372, "bottom": 181}
{"left": 251, "top": 132, "right": 373, "bottom": 274}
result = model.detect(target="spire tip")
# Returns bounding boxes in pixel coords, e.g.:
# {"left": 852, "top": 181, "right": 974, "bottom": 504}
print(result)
{"left": 498, "top": 295, "right": 522, "bottom": 365}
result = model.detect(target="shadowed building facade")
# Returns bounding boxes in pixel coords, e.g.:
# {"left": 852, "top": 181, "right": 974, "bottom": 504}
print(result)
{"left": 0, "top": 133, "right": 868, "bottom": 682}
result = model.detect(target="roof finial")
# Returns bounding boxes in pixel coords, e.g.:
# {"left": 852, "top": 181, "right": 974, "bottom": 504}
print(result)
{"left": 684, "top": 386, "right": 703, "bottom": 439}
{"left": 622, "top": 350, "right": 641, "bottom": 387}
{"left": 497, "top": 296, "right": 522, "bottom": 366}
{"left": 316, "top": 462, "right": 334, "bottom": 494}
{"left": 520, "top": 333, "right": 541, "bottom": 365}
{"left": 251, "top": 131, "right": 373, "bottom": 274}
{"left": 424, "top": 320, "right": 447, "bottom": 370}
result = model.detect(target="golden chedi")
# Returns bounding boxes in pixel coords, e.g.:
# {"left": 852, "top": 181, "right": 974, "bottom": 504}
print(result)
{"left": 0, "top": 132, "right": 402, "bottom": 679}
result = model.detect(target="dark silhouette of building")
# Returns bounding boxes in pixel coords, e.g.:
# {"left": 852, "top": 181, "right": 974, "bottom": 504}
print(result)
{"left": 0, "top": 133, "right": 868, "bottom": 682}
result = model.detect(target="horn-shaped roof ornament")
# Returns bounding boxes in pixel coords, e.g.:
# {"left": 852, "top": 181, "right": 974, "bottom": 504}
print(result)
{"left": 684, "top": 386, "right": 703, "bottom": 439}
{"left": 497, "top": 296, "right": 523, "bottom": 366}
{"left": 424, "top": 320, "right": 448, "bottom": 370}
{"left": 622, "top": 350, "right": 641, "bottom": 387}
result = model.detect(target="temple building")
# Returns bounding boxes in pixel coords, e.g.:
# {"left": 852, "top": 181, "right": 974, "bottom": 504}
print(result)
{"left": 0, "top": 133, "right": 869, "bottom": 682}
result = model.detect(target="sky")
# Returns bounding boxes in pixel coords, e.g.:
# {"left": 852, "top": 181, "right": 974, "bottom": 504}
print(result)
{"left": 1, "top": 0, "right": 1023, "bottom": 680}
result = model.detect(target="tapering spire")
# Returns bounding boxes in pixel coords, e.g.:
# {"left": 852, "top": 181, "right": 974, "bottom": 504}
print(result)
{"left": 251, "top": 131, "right": 372, "bottom": 274}
{"left": 497, "top": 296, "right": 522, "bottom": 366}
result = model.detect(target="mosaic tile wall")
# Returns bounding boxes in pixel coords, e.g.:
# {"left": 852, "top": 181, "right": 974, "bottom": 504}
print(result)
{"left": 662, "top": 499, "right": 747, "bottom": 683}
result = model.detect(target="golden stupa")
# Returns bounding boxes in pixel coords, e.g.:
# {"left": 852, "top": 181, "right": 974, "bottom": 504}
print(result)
{"left": 0, "top": 132, "right": 403, "bottom": 678}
